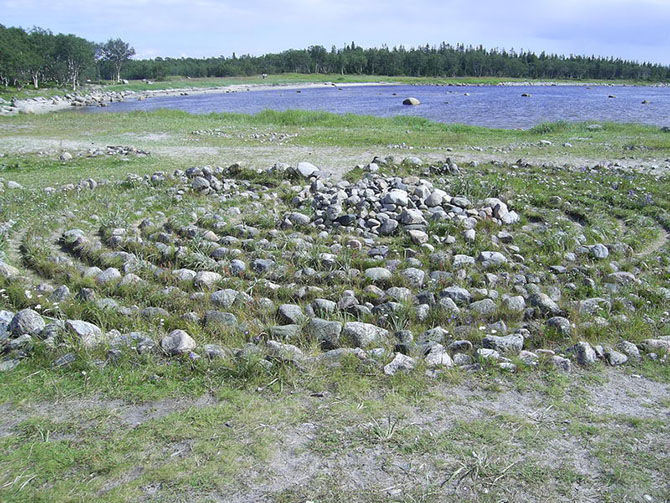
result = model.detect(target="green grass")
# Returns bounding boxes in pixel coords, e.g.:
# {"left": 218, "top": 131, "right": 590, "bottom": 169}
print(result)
{"left": 1, "top": 110, "right": 669, "bottom": 189}
{"left": 3, "top": 72, "right": 667, "bottom": 101}
{"left": 2, "top": 352, "right": 666, "bottom": 502}
{"left": 0, "top": 105, "right": 669, "bottom": 502}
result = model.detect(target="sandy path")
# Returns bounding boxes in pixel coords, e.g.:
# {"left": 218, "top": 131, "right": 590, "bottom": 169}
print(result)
{"left": 1, "top": 133, "right": 667, "bottom": 180}
{"left": 637, "top": 226, "right": 670, "bottom": 256}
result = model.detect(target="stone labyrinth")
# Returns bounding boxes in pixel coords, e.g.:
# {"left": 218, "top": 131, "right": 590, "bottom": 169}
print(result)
{"left": 1, "top": 156, "right": 669, "bottom": 374}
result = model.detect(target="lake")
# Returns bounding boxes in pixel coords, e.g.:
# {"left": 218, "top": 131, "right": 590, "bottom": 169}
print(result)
{"left": 82, "top": 84, "right": 670, "bottom": 129}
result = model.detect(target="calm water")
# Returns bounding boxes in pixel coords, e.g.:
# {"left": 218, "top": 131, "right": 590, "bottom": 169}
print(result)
{"left": 83, "top": 84, "right": 670, "bottom": 129}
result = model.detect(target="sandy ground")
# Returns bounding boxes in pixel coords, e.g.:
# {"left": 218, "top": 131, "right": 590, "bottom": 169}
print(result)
{"left": 0, "top": 134, "right": 667, "bottom": 180}
{"left": 0, "top": 369, "right": 667, "bottom": 501}
{"left": 142, "top": 81, "right": 394, "bottom": 97}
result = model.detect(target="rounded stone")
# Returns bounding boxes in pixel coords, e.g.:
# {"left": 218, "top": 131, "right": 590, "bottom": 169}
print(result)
{"left": 9, "top": 309, "right": 45, "bottom": 336}
{"left": 161, "top": 330, "right": 196, "bottom": 355}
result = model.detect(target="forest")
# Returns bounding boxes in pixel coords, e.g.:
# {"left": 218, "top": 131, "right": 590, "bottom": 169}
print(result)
{"left": 128, "top": 43, "right": 670, "bottom": 82}
{"left": 2, "top": 24, "right": 669, "bottom": 91}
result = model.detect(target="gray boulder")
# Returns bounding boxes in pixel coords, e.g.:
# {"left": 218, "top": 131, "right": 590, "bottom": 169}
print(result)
{"left": 641, "top": 338, "right": 670, "bottom": 352}
{"left": 211, "top": 289, "right": 239, "bottom": 308}
{"left": 401, "top": 268, "right": 425, "bottom": 288}
{"left": 382, "top": 189, "right": 409, "bottom": 206}
{"left": 191, "top": 176, "right": 210, "bottom": 191}
{"left": 0, "top": 260, "right": 19, "bottom": 279}
{"left": 203, "top": 344, "right": 227, "bottom": 359}
{"left": 305, "top": 318, "right": 342, "bottom": 349}
{"left": 546, "top": 316, "right": 571, "bottom": 336}
{"left": 161, "top": 330, "right": 196, "bottom": 355}
{"left": 590, "top": 244, "right": 609, "bottom": 259}
{"left": 616, "top": 340, "right": 640, "bottom": 360}
{"left": 265, "top": 340, "right": 304, "bottom": 363}
{"left": 173, "top": 269, "right": 197, "bottom": 282}
{"left": 441, "top": 286, "right": 472, "bottom": 305}
{"left": 49, "top": 285, "right": 71, "bottom": 302}
{"left": 295, "top": 161, "right": 319, "bottom": 178}
{"left": 343, "top": 322, "right": 389, "bottom": 348}
{"left": 604, "top": 348, "right": 628, "bottom": 366}
{"left": 502, "top": 295, "right": 526, "bottom": 312}
{"left": 482, "top": 333, "right": 524, "bottom": 354}
{"left": 528, "top": 293, "right": 561, "bottom": 315}
{"left": 453, "top": 254, "right": 475, "bottom": 267}
{"left": 65, "top": 320, "right": 104, "bottom": 348}
{"left": 400, "top": 209, "right": 426, "bottom": 226}
{"left": 424, "top": 344, "right": 454, "bottom": 368}
{"left": 194, "top": 271, "right": 222, "bottom": 289}
{"left": 469, "top": 298, "right": 497, "bottom": 316}
{"left": 278, "top": 304, "right": 306, "bottom": 325}
{"left": 96, "top": 267, "right": 121, "bottom": 285}
{"left": 365, "top": 267, "right": 392, "bottom": 282}
{"left": 573, "top": 341, "right": 597, "bottom": 365}
{"left": 230, "top": 259, "right": 246, "bottom": 274}
{"left": 477, "top": 348, "right": 501, "bottom": 361}
{"left": 384, "top": 353, "right": 416, "bottom": 375}
{"left": 478, "top": 251, "right": 507, "bottom": 268}
{"left": 0, "top": 360, "right": 20, "bottom": 372}
{"left": 311, "top": 298, "right": 337, "bottom": 316}
{"left": 9, "top": 309, "right": 45, "bottom": 336}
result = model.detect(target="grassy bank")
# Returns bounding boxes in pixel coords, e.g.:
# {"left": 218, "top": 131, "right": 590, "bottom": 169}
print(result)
{"left": 2, "top": 109, "right": 669, "bottom": 189}
{"left": 104, "top": 73, "right": 668, "bottom": 92}
{"left": 1, "top": 109, "right": 669, "bottom": 186}
{"left": 2, "top": 72, "right": 667, "bottom": 101}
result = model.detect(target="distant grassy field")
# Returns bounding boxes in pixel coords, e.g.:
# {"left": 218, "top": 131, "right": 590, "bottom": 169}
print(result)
{"left": 101, "top": 73, "right": 670, "bottom": 92}
{"left": 2, "top": 72, "right": 667, "bottom": 101}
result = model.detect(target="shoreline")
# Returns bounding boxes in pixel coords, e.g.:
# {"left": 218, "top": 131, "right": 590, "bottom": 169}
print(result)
{"left": 2, "top": 78, "right": 668, "bottom": 116}
{"left": 1, "top": 81, "right": 394, "bottom": 116}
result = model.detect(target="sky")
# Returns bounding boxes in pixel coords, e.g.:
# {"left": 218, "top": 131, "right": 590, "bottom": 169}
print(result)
{"left": 2, "top": 0, "right": 669, "bottom": 65}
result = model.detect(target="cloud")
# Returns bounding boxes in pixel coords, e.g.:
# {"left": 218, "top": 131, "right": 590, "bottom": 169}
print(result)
{"left": 1, "top": 0, "right": 668, "bottom": 64}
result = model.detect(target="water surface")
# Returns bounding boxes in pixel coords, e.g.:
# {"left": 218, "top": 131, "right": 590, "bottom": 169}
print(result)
{"left": 83, "top": 84, "right": 670, "bottom": 129}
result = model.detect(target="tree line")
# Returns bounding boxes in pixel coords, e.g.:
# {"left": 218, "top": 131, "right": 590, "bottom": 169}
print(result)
{"left": 0, "top": 25, "right": 134, "bottom": 90}
{"left": 2, "top": 24, "right": 669, "bottom": 91}
{"left": 130, "top": 43, "right": 670, "bottom": 82}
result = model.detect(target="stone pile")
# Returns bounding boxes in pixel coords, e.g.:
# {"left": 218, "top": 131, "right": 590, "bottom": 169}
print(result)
{"left": 1, "top": 90, "right": 135, "bottom": 116}
{"left": 280, "top": 170, "right": 518, "bottom": 247}
{"left": 1, "top": 157, "right": 668, "bottom": 379}
{"left": 2, "top": 305, "right": 667, "bottom": 375}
